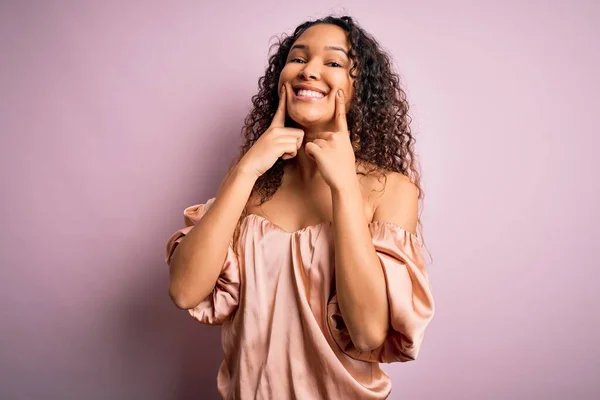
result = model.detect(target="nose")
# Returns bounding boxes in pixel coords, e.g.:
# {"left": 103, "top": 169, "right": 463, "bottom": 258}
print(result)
{"left": 298, "top": 59, "right": 321, "bottom": 80}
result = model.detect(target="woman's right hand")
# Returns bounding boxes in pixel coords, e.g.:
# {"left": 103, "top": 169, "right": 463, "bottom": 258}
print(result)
{"left": 238, "top": 85, "right": 304, "bottom": 178}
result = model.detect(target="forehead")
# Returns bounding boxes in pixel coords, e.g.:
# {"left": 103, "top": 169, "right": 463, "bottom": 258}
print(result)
{"left": 292, "top": 24, "right": 349, "bottom": 49}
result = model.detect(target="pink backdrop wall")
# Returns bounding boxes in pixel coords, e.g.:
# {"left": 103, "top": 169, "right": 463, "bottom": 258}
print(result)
{"left": 1, "top": 1, "right": 598, "bottom": 399}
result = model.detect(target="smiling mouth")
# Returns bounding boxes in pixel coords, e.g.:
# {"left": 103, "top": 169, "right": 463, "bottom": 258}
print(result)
{"left": 293, "top": 88, "right": 327, "bottom": 101}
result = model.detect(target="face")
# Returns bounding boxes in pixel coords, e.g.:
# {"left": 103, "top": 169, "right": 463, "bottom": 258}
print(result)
{"left": 278, "top": 24, "right": 354, "bottom": 130}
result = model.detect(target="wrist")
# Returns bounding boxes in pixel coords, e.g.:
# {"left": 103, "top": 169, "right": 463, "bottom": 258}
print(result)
{"left": 232, "top": 163, "right": 260, "bottom": 183}
{"left": 330, "top": 177, "right": 360, "bottom": 197}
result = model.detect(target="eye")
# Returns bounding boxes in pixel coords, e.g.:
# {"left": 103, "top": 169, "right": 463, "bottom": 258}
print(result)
{"left": 327, "top": 61, "right": 342, "bottom": 68}
{"left": 290, "top": 58, "right": 306, "bottom": 63}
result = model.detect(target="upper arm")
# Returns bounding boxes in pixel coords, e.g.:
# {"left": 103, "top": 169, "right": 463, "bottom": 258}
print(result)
{"left": 372, "top": 172, "right": 419, "bottom": 235}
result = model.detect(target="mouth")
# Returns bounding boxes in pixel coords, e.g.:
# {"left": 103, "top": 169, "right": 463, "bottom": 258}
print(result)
{"left": 291, "top": 84, "right": 329, "bottom": 101}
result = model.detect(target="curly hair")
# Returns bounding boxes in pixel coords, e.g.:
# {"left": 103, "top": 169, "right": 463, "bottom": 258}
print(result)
{"left": 227, "top": 15, "right": 429, "bottom": 256}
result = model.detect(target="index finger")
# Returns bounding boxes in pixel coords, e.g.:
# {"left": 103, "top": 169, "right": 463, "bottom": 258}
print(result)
{"left": 271, "top": 85, "right": 287, "bottom": 128}
{"left": 335, "top": 89, "right": 348, "bottom": 133}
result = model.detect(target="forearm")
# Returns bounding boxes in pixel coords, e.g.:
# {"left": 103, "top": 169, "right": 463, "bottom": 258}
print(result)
{"left": 169, "top": 165, "right": 257, "bottom": 308}
{"left": 331, "top": 180, "right": 389, "bottom": 351}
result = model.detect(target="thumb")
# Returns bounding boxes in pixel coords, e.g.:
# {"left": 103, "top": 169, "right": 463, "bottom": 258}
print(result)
{"left": 304, "top": 142, "right": 320, "bottom": 161}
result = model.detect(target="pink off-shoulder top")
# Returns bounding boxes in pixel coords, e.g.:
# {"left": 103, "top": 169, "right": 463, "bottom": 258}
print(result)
{"left": 165, "top": 197, "right": 435, "bottom": 400}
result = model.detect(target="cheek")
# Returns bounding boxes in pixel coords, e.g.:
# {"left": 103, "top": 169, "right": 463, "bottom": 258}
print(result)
{"left": 333, "top": 74, "right": 353, "bottom": 95}
{"left": 345, "top": 76, "right": 354, "bottom": 91}
{"left": 343, "top": 81, "right": 355, "bottom": 110}
{"left": 346, "top": 78, "right": 355, "bottom": 100}
{"left": 279, "top": 65, "right": 295, "bottom": 85}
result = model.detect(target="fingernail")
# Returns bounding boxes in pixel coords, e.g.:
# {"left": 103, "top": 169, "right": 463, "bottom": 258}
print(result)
{"left": 337, "top": 90, "right": 343, "bottom": 98}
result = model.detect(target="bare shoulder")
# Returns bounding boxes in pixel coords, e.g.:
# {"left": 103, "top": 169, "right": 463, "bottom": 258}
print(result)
{"left": 357, "top": 161, "right": 414, "bottom": 198}
{"left": 369, "top": 168, "right": 419, "bottom": 234}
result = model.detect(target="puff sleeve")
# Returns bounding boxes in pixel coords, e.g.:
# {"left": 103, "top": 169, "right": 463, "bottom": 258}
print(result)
{"left": 327, "top": 221, "right": 435, "bottom": 363}
{"left": 165, "top": 197, "right": 240, "bottom": 325}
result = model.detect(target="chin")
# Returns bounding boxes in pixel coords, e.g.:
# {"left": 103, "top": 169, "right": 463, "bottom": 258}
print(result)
{"left": 292, "top": 117, "right": 323, "bottom": 127}
{"left": 289, "top": 111, "right": 331, "bottom": 128}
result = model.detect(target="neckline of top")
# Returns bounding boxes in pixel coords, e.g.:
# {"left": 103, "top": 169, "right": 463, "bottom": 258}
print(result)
{"left": 244, "top": 213, "right": 421, "bottom": 243}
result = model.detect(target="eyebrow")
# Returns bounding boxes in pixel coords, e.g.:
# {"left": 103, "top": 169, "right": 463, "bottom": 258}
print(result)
{"left": 290, "top": 44, "right": 349, "bottom": 57}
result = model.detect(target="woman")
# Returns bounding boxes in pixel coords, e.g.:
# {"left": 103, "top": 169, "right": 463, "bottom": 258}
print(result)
{"left": 165, "top": 15, "right": 435, "bottom": 400}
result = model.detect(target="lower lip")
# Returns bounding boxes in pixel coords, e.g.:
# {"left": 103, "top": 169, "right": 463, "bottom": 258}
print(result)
{"left": 293, "top": 91, "right": 327, "bottom": 101}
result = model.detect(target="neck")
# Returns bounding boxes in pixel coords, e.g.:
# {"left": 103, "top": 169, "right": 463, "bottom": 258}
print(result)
{"left": 284, "top": 120, "right": 337, "bottom": 184}
{"left": 286, "top": 146, "right": 320, "bottom": 183}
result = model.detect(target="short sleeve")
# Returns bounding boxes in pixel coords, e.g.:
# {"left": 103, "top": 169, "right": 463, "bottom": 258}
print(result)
{"left": 165, "top": 197, "right": 240, "bottom": 325}
{"left": 327, "top": 221, "right": 435, "bottom": 363}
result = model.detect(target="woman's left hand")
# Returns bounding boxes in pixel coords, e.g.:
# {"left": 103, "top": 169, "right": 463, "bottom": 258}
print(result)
{"left": 305, "top": 90, "right": 357, "bottom": 191}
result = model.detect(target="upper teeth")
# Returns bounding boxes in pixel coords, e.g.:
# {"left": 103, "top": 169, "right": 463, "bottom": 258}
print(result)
{"left": 297, "top": 89, "right": 324, "bottom": 98}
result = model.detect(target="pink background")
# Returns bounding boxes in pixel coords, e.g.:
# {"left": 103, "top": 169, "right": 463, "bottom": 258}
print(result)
{"left": 1, "top": 1, "right": 598, "bottom": 399}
